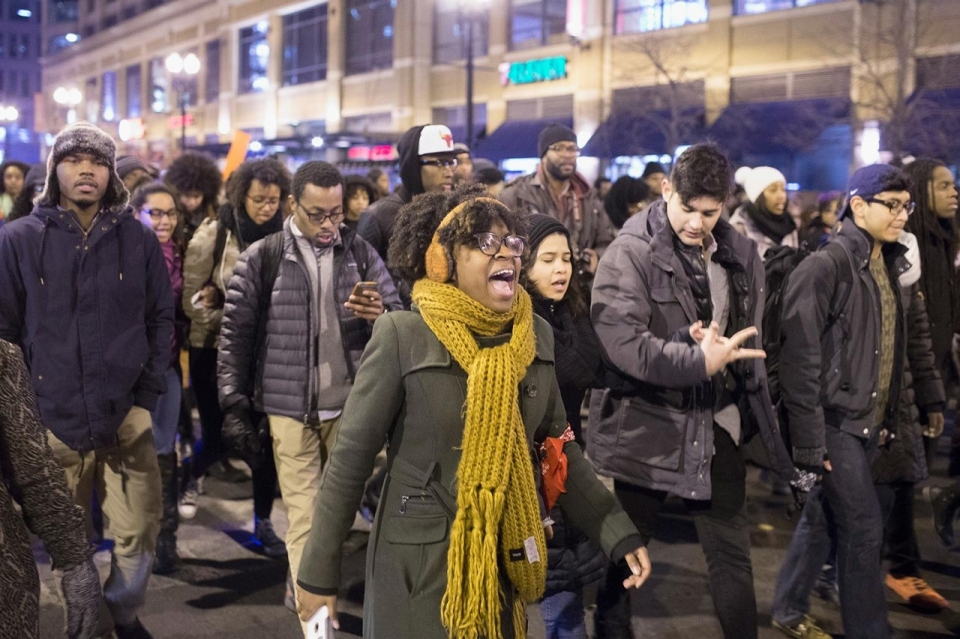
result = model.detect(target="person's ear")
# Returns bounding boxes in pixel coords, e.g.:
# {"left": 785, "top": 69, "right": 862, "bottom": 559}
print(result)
{"left": 661, "top": 179, "right": 672, "bottom": 202}
{"left": 287, "top": 194, "right": 296, "bottom": 210}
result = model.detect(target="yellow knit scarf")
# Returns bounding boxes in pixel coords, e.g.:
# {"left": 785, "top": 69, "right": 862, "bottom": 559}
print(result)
{"left": 412, "top": 278, "right": 547, "bottom": 639}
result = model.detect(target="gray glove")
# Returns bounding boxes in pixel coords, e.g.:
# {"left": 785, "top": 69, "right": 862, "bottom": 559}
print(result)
{"left": 62, "top": 559, "right": 102, "bottom": 639}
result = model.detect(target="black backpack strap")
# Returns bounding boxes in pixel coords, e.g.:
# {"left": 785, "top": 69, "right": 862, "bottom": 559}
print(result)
{"left": 209, "top": 221, "right": 229, "bottom": 284}
{"left": 349, "top": 233, "right": 370, "bottom": 280}
{"left": 251, "top": 232, "right": 285, "bottom": 393}
{"left": 821, "top": 242, "right": 853, "bottom": 335}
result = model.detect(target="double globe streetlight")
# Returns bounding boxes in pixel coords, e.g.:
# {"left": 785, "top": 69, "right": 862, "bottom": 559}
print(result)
{"left": 165, "top": 52, "right": 200, "bottom": 152}
{"left": 0, "top": 104, "right": 18, "bottom": 162}
{"left": 54, "top": 86, "right": 82, "bottom": 124}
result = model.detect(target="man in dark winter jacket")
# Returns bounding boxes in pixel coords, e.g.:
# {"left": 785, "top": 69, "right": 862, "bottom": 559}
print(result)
{"left": 500, "top": 122, "right": 616, "bottom": 275}
{"left": 357, "top": 124, "right": 457, "bottom": 264}
{"left": 217, "top": 161, "right": 403, "bottom": 617}
{"left": 0, "top": 121, "right": 174, "bottom": 639}
{"left": 589, "top": 144, "right": 798, "bottom": 639}
{"left": 776, "top": 164, "right": 914, "bottom": 639}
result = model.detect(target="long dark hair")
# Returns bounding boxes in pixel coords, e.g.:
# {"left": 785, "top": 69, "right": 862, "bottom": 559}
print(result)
{"left": 131, "top": 181, "right": 187, "bottom": 253}
{"left": 519, "top": 229, "right": 588, "bottom": 318}
{"left": 904, "top": 158, "right": 957, "bottom": 276}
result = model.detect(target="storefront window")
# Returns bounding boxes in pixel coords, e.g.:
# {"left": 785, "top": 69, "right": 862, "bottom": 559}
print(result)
{"left": 510, "top": 0, "right": 566, "bottom": 50}
{"left": 205, "top": 39, "right": 221, "bottom": 102}
{"left": 345, "top": 0, "right": 394, "bottom": 76}
{"left": 101, "top": 71, "right": 117, "bottom": 121}
{"left": 239, "top": 21, "right": 269, "bottom": 94}
{"left": 126, "top": 63, "right": 141, "bottom": 118}
{"left": 615, "top": 0, "right": 707, "bottom": 34}
{"left": 149, "top": 57, "right": 167, "bottom": 113}
{"left": 735, "top": 0, "right": 841, "bottom": 15}
{"left": 283, "top": 4, "right": 328, "bottom": 86}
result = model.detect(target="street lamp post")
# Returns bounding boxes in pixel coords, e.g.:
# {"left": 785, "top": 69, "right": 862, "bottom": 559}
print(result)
{"left": 0, "top": 105, "right": 19, "bottom": 162}
{"left": 460, "top": 0, "right": 489, "bottom": 150}
{"left": 54, "top": 86, "right": 82, "bottom": 124}
{"left": 165, "top": 52, "right": 201, "bottom": 152}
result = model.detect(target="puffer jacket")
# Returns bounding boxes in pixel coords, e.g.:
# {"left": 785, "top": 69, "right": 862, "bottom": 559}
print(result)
{"left": 0, "top": 205, "right": 174, "bottom": 452}
{"left": 182, "top": 217, "right": 243, "bottom": 349}
{"left": 781, "top": 222, "right": 909, "bottom": 469}
{"left": 499, "top": 168, "right": 616, "bottom": 256}
{"left": 544, "top": 503, "right": 606, "bottom": 595}
{"left": 218, "top": 219, "right": 403, "bottom": 420}
{"left": 872, "top": 281, "right": 945, "bottom": 485}
{"left": 588, "top": 201, "right": 794, "bottom": 500}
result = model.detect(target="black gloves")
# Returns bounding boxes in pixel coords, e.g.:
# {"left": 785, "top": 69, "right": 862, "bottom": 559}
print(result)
{"left": 222, "top": 405, "right": 270, "bottom": 469}
{"left": 62, "top": 559, "right": 102, "bottom": 639}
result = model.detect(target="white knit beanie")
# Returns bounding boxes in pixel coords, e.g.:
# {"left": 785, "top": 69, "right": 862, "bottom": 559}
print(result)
{"left": 736, "top": 166, "right": 786, "bottom": 204}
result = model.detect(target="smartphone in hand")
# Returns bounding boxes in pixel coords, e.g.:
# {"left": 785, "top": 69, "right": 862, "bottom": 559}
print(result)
{"left": 350, "top": 281, "right": 377, "bottom": 298}
{"left": 306, "top": 606, "right": 334, "bottom": 639}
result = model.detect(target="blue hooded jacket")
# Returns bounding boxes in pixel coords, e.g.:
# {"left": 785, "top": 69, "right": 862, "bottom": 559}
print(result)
{"left": 0, "top": 204, "right": 174, "bottom": 452}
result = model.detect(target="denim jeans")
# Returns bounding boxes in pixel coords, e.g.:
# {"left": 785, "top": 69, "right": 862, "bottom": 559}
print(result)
{"left": 773, "top": 427, "right": 887, "bottom": 639}
{"left": 540, "top": 589, "right": 587, "bottom": 639}
{"left": 875, "top": 482, "right": 921, "bottom": 578}
{"left": 150, "top": 366, "right": 181, "bottom": 455}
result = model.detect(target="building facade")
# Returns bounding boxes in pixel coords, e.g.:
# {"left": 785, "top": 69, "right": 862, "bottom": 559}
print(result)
{"left": 39, "top": 0, "right": 960, "bottom": 189}
{"left": 1, "top": 0, "right": 44, "bottom": 161}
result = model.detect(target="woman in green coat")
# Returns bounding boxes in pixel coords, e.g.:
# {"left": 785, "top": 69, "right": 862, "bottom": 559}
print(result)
{"left": 295, "top": 187, "right": 650, "bottom": 639}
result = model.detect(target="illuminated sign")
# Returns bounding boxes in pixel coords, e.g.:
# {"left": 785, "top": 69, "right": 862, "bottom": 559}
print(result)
{"left": 167, "top": 113, "right": 194, "bottom": 129}
{"left": 499, "top": 57, "right": 568, "bottom": 87}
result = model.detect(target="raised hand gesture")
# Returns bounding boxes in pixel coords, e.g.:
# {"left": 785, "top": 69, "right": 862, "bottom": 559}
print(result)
{"left": 699, "top": 322, "right": 766, "bottom": 376}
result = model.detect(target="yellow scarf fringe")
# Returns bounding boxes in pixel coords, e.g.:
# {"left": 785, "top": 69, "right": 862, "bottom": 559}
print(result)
{"left": 412, "top": 279, "right": 547, "bottom": 639}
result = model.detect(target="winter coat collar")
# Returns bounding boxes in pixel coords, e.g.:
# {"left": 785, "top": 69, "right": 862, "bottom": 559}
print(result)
{"left": 837, "top": 219, "right": 909, "bottom": 274}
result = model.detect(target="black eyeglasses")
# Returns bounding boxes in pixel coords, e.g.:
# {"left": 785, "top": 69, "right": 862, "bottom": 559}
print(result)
{"left": 419, "top": 158, "right": 458, "bottom": 169}
{"left": 865, "top": 197, "right": 915, "bottom": 217}
{"left": 474, "top": 232, "right": 527, "bottom": 257}
{"left": 142, "top": 208, "right": 176, "bottom": 220}
{"left": 547, "top": 143, "right": 580, "bottom": 156}
{"left": 297, "top": 202, "right": 344, "bottom": 225}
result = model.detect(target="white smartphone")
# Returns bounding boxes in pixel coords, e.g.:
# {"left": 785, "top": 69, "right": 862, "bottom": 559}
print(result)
{"left": 305, "top": 605, "right": 334, "bottom": 639}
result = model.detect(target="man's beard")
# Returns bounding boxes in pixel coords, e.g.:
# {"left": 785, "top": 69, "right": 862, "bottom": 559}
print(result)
{"left": 545, "top": 159, "right": 572, "bottom": 182}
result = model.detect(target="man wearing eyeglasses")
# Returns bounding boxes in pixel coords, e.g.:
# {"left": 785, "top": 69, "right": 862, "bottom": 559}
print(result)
{"left": 358, "top": 124, "right": 458, "bottom": 272}
{"left": 775, "top": 164, "right": 916, "bottom": 639}
{"left": 218, "top": 161, "right": 403, "bottom": 619}
{"left": 499, "top": 122, "right": 615, "bottom": 276}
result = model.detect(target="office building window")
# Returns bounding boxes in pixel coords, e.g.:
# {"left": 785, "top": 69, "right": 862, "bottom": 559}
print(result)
{"left": 615, "top": 0, "right": 707, "bottom": 33}
{"left": 8, "top": 33, "right": 29, "bottom": 59}
{"left": 344, "top": 0, "right": 394, "bottom": 75}
{"left": 734, "top": 0, "right": 841, "bottom": 15}
{"left": 149, "top": 57, "right": 168, "bottom": 113}
{"left": 102, "top": 14, "right": 118, "bottom": 28}
{"left": 122, "top": 5, "right": 137, "bottom": 20}
{"left": 509, "top": 0, "right": 566, "bottom": 50}
{"left": 51, "top": 0, "right": 78, "bottom": 21}
{"left": 205, "top": 39, "right": 221, "bottom": 102}
{"left": 126, "top": 64, "right": 142, "bottom": 118}
{"left": 101, "top": 71, "right": 117, "bottom": 121}
{"left": 239, "top": 21, "right": 269, "bottom": 93}
{"left": 282, "top": 4, "right": 328, "bottom": 86}
{"left": 49, "top": 33, "right": 80, "bottom": 53}
{"left": 434, "top": 5, "right": 488, "bottom": 63}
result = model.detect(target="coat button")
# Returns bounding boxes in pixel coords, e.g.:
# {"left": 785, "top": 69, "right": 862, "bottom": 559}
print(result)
{"left": 871, "top": 391, "right": 877, "bottom": 398}
{"left": 101, "top": 226, "right": 108, "bottom": 231}
{"left": 525, "top": 384, "right": 537, "bottom": 398}
{"left": 863, "top": 428, "right": 869, "bottom": 435}
{"left": 37, "top": 375, "right": 43, "bottom": 380}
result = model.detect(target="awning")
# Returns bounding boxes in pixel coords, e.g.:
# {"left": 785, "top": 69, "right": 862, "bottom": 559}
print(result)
{"left": 581, "top": 107, "right": 706, "bottom": 158}
{"left": 896, "top": 87, "right": 960, "bottom": 161}
{"left": 447, "top": 123, "right": 487, "bottom": 149}
{"left": 473, "top": 117, "right": 573, "bottom": 163}
{"left": 707, "top": 98, "right": 851, "bottom": 162}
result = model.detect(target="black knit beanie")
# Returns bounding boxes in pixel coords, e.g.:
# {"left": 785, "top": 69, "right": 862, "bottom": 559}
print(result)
{"left": 641, "top": 162, "right": 666, "bottom": 179}
{"left": 538, "top": 123, "right": 577, "bottom": 158}
{"left": 526, "top": 213, "right": 571, "bottom": 255}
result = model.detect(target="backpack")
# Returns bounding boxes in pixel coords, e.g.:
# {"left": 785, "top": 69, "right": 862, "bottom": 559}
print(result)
{"left": 762, "top": 241, "right": 853, "bottom": 404}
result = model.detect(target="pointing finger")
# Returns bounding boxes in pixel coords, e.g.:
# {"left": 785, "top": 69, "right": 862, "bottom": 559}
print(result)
{"left": 728, "top": 326, "right": 759, "bottom": 347}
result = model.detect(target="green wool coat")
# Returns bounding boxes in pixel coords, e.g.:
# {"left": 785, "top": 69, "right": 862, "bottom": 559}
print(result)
{"left": 296, "top": 309, "right": 642, "bottom": 639}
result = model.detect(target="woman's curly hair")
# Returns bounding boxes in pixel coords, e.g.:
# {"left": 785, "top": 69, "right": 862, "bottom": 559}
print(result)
{"left": 226, "top": 157, "right": 292, "bottom": 211}
{"left": 163, "top": 152, "right": 223, "bottom": 209}
{"left": 388, "top": 184, "right": 527, "bottom": 287}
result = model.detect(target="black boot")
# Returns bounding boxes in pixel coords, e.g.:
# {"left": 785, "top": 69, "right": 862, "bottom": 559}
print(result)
{"left": 154, "top": 453, "right": 181, "bottom": 575}
{"left": 926, "top": 485, "right": 960, "bottom": 549}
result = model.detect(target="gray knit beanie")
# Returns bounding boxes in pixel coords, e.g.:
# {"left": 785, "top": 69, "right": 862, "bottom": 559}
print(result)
{"left": 39, "top": 121, "right": 128, "bottom": 212}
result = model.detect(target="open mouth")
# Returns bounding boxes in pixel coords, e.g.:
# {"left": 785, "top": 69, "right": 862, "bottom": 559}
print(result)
{"left": 551, "top": 279, "right": 568, "bottom": 291}
{"left": 489, "top": 268, "right": 515, "bottom": 297}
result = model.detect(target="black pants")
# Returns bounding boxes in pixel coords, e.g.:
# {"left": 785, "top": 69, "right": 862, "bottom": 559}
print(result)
{"left": 599, "top": 425, "right": 756, "bottom": 639}
{"left": 189, "top": 346, "right": 225, "bottom": 479}
{"left": 876, "top": 482, "right": 921, "bottom": 578}
{"left": 253, "top": 451, "right": 278, "bottom": 521}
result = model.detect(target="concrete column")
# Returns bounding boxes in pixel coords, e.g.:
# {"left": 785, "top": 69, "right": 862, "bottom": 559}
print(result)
{"left": 263, "top": 13, "right": 283, "bottom": 139}
{"left": 326, "top": 0, "right": 344, "bottom": 134}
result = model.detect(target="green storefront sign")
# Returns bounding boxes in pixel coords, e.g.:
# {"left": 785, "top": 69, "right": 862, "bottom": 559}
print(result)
{"left": 505, "top": 56, "right": 568, "bottom": 86}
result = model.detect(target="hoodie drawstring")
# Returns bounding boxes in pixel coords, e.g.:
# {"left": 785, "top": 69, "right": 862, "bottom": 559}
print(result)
{"left": 38, "top": 219, "right": 51, "bottom": 286}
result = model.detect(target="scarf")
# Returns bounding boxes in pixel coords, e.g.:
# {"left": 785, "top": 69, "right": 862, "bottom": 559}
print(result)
{"left": 743, "top": 200, "right": 796, "bottom": 245}
{"left": 412, "top": 279, "right": 546, "bottom": 639}
{"left": 222, "top": 204, "right": 284, "bottom": 251}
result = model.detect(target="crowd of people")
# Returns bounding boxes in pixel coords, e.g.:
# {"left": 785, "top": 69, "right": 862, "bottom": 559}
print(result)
{"left": 0, "top": 117, "right": 957, "bottom": 639}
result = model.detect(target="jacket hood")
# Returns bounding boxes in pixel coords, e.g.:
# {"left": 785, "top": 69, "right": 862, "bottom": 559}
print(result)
{"left": 398, "top": 125, "right": 428, "bottom": 196}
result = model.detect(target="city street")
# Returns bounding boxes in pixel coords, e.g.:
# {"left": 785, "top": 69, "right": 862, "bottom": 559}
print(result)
{"left": 35, "top": 437, "right": 960, "bottom": 639}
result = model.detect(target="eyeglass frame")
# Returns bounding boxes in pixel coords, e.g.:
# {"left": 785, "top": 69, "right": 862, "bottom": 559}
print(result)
{"left": 546, "top": 143, "right": 581, "bottom": 156}
{"left": 419, "top": 158, "right": 459, "bottom": 169}
{"left": 473, "top": 232, "right": 527, "bottom": 257}
{"left": 141, "top": 208, "right": 177, "bottom": 221}
{"left": 246, "top": 195, "right": 282, "bottom": 210}
{"left": 864, "top": 196, "right": 915, "bottom": 217}
{"left": 296, "top": 200, "right": 345, "bottom": 226}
